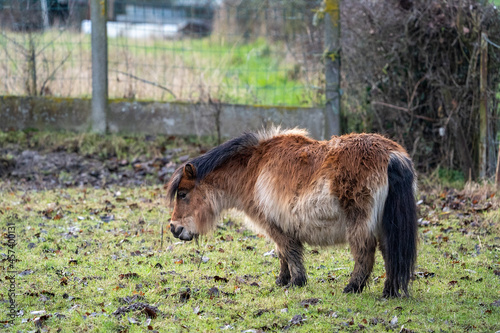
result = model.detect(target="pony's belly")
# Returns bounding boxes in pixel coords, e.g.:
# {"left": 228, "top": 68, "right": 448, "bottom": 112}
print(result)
{"left": 290, "top": 182, "right": 348, "bottom": 246}
{"left": 297, "top": 217, "right": 347, "bottom": 246}
{"left": 255, "top": 173, "right": 348, "bottom": 246}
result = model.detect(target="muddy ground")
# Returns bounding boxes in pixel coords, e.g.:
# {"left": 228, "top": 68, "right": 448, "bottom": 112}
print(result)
{"left": 0, "top": 143, "right": 190, "bottom": 191}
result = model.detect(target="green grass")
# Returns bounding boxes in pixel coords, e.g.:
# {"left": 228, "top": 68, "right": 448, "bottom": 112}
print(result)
{"left": 1, "top": 184, "right": 499, "bottom": 332}
{"left": 0, "top": 31, "right": 321, "bottom": 107}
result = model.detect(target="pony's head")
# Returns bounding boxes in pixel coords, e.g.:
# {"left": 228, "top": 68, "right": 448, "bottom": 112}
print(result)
{"left": 165, "top": 132, "right": 259, "bottom": 241}
{"left": 166, "top": 163, "right": 215, "bottom": 241}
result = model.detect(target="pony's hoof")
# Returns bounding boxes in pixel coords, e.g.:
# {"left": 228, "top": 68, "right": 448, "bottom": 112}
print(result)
{"left": 287, "top": 276, "right": 307, "bottom": 288}
{"left": 343, "top": 283, "right": 363, "bottom": 294}
{"left": 275, "top": 276, "right": 290, "bottom": 287}
{"left": 382, "top": 287, "right": 402, "bottom": 298}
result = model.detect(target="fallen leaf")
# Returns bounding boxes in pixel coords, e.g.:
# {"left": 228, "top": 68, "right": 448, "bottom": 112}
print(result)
{"left": 31, "top": 310, "right": 46, "bottom": 315}
{"left": 179, "top": 288, "right": 191, "bottom": 302}
{"left": 263, "top": 249, "right": 275, "bottom": 257}
{"left": 254, "top": 309, "right": 269, "bottom": 317}
{"left": 34, "top": 314, "right": 51, "bottom": 327}
{"left": 18, "top": 269, "right": 34, "bottom": 277}
{"left": 208, "top": 286, "right": 219, "bottom": 297}
{"left": 119, "top": 272, "right": 140, "bottom": 279}
{"left": 300, "top": 298, "right": 320, "bottom": 307}
{"left": 415, "top": 271, "right": 435, "bottom": 278}
{"left": 290, "top": 314, "right": 306, "bottom": 325}
{"left": 100, "top": 214, "right": 115, "bottom": 223}
{"left": 60, "top": 277, "right": 68, "bottom": 286}
{"left": 112, "top": 302, "right": 160, "bottom": 319}
{"left": 214, "top": 275, "right": 229, "bottom": 283}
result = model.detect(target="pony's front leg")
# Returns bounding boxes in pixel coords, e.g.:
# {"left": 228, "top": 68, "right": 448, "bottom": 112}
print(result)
{"left": 275, "top": 248, "right": 291, "bottom": 286}
{"left": 266, "top": 221, "right": 307, "bottom": 287}
{"left": 275, "top": 239, "right": 307, "bottom": 287}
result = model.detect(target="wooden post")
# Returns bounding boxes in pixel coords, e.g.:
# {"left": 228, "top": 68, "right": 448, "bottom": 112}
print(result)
{"left": 91, "top": 0, "right": 108, "bottom": 134}
{"left": 478, "top": 32, "right": 488, "bottom": 179}
{"left": 324, "top": 0, "right": 341, "bottom": 138}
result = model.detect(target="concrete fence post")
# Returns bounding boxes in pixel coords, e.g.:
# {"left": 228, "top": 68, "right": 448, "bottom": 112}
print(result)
{"left": 91, "top": 0, "right": 108, "bottom": 134}
{"left": 478, "top": 32, "right": 488, "bottom": 179}
{"left": 324, "top": 0, "right": 341, "bottom": 138}
{"left": 40, "top": 0, "right": 50, "bottom": 30}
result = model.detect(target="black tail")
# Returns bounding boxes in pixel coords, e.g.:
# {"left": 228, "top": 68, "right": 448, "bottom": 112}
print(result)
{"left": 381, "top": 154, "right": 418, "bottom": 297}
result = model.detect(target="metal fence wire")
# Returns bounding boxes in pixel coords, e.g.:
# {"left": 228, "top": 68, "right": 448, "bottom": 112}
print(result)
{"left": 0, "top": 0, "right": 325, "bottom": 107}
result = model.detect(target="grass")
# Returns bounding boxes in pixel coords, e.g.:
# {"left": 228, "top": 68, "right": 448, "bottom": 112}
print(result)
{"left": 0, "top": 30, "right": 322, "bottom": 107}
{"left": 0, "top": 130, "right": 498, "bottom": 332}
{"left": 1, "top": 182, "right": 499, "bottom": 332}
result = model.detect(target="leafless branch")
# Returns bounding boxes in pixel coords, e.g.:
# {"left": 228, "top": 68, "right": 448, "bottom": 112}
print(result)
{"left": 371, "top": 101, "right": 437, "bottom": 122}
{"left": 0, "top": 32, "right": 28, "bottom": 56}
{"left": 40, "top": 53, "right": 72, "bottom": 95}
{"left": 112, "top": 70, "right": 176, "bottom": 98}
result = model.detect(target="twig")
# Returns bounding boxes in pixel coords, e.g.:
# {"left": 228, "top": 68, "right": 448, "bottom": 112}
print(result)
{"left": 209, "top": 96, "right": 222, "bottom": 145}
{"left": 410, "top": 135, "right": 421, "bottom": 160}
{"left": 484, "top": 35, "right": 500, "bottom": 49}
{"left": 0, "top": 32, "right": 28, "bottom": 56}
{"left": 40, "top": 53, "right": 72, "bottom": 95}
{"left": 112, "top": 70, "right": 176, "bottom": 98}
{"left": 408, "top": 76, "right": 427, "bottom": 109}
{"left": 0, "top": 38, "right": 20, "bottom": 72}
{"left": 406, "top": 76, "right": 427, "bottom": 133}
{"left": 160, "top": 223, "right": 164, "bottom": 250}
{"left": 197, "top": 248, "right": 205, "bottom": 270}
{"left": 36, "top": 29, "right": 66, "bottom": 56}
{"left": 371, "top": 101, "right": 437, "bottom": 122}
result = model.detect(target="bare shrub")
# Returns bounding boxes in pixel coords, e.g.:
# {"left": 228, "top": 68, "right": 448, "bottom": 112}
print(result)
{"left": 342, "top": 0, "right": 500, "bottom": 178}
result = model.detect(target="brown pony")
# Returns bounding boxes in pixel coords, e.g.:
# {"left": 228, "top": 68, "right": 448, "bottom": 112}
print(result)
{"left": 166, "top": 128, "right": 418, "bottom": 297}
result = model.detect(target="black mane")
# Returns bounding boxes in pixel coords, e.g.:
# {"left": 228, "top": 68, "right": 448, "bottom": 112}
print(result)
{"left": 167, "top": 132, "right": 259, "bottom": 202}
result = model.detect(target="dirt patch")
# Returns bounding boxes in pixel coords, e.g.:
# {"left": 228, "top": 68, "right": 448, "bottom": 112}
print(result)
{"left": 0, "top": 146, "right": 184, "bottom": 190}
{"left": 112, "top": 302, "right": 161, "bottom": 319}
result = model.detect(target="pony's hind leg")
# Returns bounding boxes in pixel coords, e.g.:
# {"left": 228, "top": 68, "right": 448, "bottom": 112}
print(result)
{"left": 378, "top": 240, "right": 400, "bottom": 298}
{"left": 343, "top": 229, "right": 377, "bottom": 294}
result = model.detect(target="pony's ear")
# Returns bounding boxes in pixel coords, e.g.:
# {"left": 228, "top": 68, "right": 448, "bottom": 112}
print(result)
{"left": 183, "top": 163, "right": 197, "bottom": 180}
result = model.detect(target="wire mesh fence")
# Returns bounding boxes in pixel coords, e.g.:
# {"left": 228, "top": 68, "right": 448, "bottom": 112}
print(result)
{"left": 0, "top": 0, "right": 325, "bottom": 107}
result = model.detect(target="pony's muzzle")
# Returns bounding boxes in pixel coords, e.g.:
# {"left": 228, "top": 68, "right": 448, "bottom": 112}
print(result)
{"left": 170, "top": 223, "right": 194, "bottom": 241}
{"left": 170, "top": 223, "right": 183, "bottom": 238}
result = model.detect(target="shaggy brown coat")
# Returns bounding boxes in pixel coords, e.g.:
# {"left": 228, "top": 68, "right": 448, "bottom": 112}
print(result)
{"left": 167, "top": 128, "right": 418, "bottom": 297}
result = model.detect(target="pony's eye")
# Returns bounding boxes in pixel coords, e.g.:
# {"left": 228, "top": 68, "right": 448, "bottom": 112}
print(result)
{"left": 178, "top": 192, "right": 187, "bottom": 199}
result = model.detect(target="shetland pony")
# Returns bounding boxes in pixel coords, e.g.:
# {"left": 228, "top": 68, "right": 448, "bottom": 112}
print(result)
{"left": 166, "top": 128, "right": 418, "bottom": 297}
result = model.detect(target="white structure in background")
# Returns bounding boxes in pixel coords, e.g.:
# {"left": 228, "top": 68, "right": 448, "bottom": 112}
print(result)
{"left": 82, "top": 1, "right": 215, "bottom": 38}
{"left": 81, "top": 20, "right": 179, "bottom": 38}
